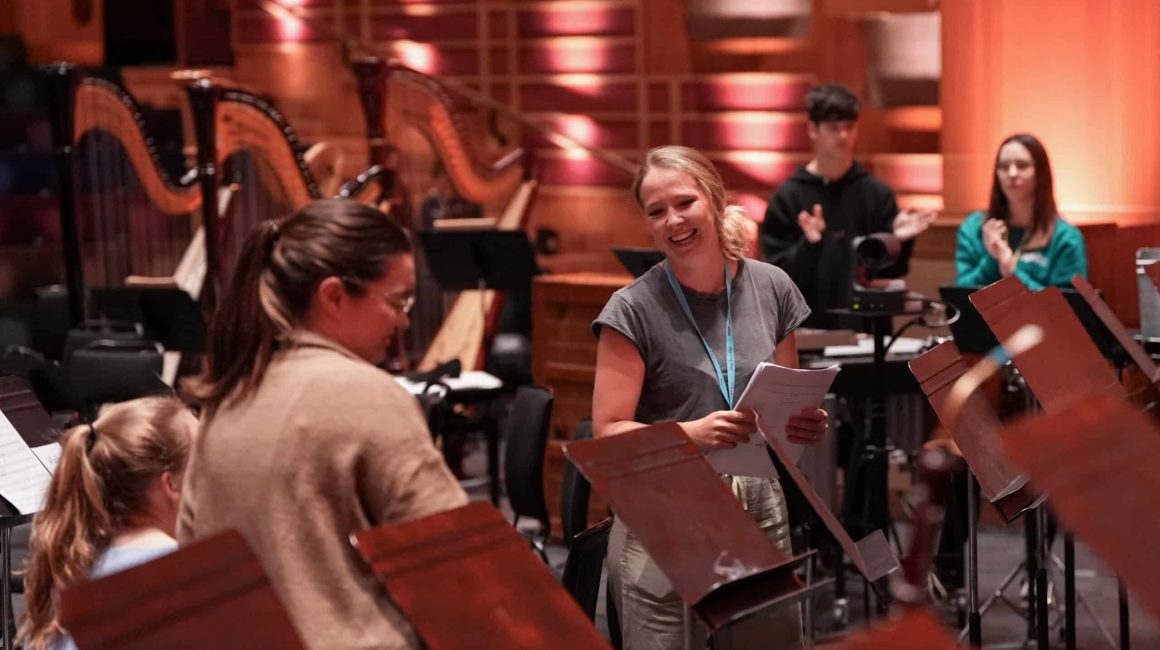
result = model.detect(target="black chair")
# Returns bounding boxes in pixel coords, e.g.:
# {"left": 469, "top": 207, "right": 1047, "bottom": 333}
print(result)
{"left": 61, "top": 320, "right": 144, "bottom": 368}
{"left": 67, "top": 339, "right": 168, "bottom": 412}
{"left": 502, "top": 384, "right": 554, "bottom": 562}
{"left": 560, "top": 517, "right": 612, "bottom": 621}
{"left": 560, "top": 419, "right": 594, "bottom": 548}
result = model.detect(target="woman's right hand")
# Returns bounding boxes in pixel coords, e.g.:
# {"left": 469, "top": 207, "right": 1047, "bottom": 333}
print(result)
{"left": 981, "top": 218, "right": 1012, "bottom": 261}
{"left": 681, "top": 410, "right": 757, "bottom": 450}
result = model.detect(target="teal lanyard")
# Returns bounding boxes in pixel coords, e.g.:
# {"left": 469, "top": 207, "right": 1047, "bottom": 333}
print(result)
{"left": 664, "top": 260, "right": 736, "bottom": 408}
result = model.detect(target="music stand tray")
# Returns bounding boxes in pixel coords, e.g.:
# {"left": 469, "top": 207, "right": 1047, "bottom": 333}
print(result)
{"left": 564, "top": 423, "right": 827, "bottom": 632}
{"left": 60, "top": 530, "right": 306, "bottom": 650}
{"left": 419, "top": 230, "right": 540, "bottom": 292}
{"left": 351, "top": 501, "right": 610, "bottom": 650}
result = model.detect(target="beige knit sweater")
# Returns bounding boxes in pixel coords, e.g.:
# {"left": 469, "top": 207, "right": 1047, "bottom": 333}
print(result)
{"left": 178, "top": 331, "right": 467, "bottom": 649}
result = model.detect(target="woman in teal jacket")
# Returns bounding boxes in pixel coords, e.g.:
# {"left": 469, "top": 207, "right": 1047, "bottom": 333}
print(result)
{"left": 955, "top": 133, "right": 1087, "bottom": 290}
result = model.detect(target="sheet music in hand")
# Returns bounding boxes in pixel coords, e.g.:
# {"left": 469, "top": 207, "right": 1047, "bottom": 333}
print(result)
{"left": 0, "top": 409, "right": 53, "bottom": 514}
{"left": 707, "top": 363, "right": 840, "bottom": 478}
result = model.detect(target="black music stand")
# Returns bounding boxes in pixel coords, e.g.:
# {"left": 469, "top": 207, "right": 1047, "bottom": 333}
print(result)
{"left": 0, "top": 375, "right": 59, "bottom": 650}
{"left": 89, "top": 287, "right": 206, "bottom": 354}
{"left": 611, "top": 247, "right": 665, "bottom": 278}
{"left": 939, "top": 286, "right": 1000, "bottom": 356}
{"left": 419, "top": 230, "right": 541, "bottom": 292}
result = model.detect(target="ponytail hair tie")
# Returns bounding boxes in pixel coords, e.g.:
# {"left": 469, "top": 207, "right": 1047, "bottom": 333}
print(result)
{"left": 86, "top": 422, "right": 98, "bottom": 451}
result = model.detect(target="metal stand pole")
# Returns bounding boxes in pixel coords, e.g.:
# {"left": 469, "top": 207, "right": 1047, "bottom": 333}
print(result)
{"left": 1064, "top": 532, "right": 1076, "bottom": 649}
{"left": 1035, "top": 507, "right": 1050, "bottom": 650}
{"left": 967, "top": 470, "right": 982, "bottom": 647}
{"left": 683, "top": 602, "right": 694, "bottom": 650}
{"left": 1119, "top": 582, "right": 1131, "bottom": 650}
{"left": 804, "top": 555, "right": 815, "bottom": 650}
{"left": 2, "top": 525, "right": 11, "bottom": 650}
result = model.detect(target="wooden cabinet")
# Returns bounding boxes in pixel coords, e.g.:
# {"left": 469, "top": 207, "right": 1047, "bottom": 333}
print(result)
{"left": 533, "top": 272, "right": 630, "bottom": 533}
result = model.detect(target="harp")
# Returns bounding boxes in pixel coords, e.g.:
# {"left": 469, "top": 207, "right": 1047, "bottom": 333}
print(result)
{"left": 47, "top": 64, "right": 203, "bottom": 319}
{"left": 180, "top": 71, "right": 385, "bottom": 308}
{"left": 352, "top": 57, "right": 539, "bottom": 371}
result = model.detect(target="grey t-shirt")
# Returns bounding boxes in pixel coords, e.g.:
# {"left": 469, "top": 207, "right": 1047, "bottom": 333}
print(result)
{"left": 593, "top": 258, "right": 810, "bottom": 425}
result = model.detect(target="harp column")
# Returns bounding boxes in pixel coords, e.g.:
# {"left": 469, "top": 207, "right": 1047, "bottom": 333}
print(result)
{"left": 351, "top": 55, "right": 399, "bottom": 220}
{"left": 44, "top": 62, "right": 85, "bottom": 326}
{"left": 184, "top": 75, "right": 222, "bottom": 316}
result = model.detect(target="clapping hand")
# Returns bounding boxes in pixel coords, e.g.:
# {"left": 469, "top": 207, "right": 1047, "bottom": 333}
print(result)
{"left": 893, "top": 208, "right": 938, "bottom": 241}
{"left": 981, "top": 218, "right": 1017, "bottom": 275}
{"left": 797, "top": 204, "right": 826, "bottom": 243}
{"left": 786, "top": 407, "right": 829, "bottom": 445}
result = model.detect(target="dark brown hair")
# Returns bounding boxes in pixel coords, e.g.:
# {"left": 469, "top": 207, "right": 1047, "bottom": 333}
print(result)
{"left": 806, "top": 83, "right": 860, "bottom": 123}
{"left": 21, "top": 396, "right": 194, "bottom": 650}
{"left": 987, "top": 133, "right": 1059, "bottom": 239}
{"left": 188, "top": 199, "right": 411, "bottom": 414}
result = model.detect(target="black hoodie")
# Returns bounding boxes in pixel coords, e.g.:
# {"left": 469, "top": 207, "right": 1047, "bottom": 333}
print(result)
{"left": 760, "top": 162, "right": 912, "bottom": 329}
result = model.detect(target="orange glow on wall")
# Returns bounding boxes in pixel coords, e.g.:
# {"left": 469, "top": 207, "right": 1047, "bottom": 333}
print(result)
{"left": 941, "top": 0, "right": 1160, "bottom": 226}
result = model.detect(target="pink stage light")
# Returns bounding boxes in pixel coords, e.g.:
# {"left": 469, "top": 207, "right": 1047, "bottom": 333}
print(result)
{"left": 540, "top": 7, "right": 618, "bottom": 35}
{"left": 545, "top": 37, "right": 611, "bottom": 73}
{"left": 394, "top": 40, "right": 437, "bottom": 74}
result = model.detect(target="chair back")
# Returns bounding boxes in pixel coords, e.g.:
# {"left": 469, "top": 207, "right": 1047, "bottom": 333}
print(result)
{"left": 560, "top": 517, "right": 612, "bottom": 621}
{"left": 62, "top": 319, "right": 144, "bottom": 367}
{"left": 502, "top": 384, "right": 553, "bottom": 531}
{"left": 560, "top": 419, "right": 593, "bottom": 546}
{"left": 68, "top": 339, "right": 167, "bottom": 410}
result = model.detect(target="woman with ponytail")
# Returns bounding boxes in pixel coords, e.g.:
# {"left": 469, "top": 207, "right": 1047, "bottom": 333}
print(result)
{"left": 21, "top": 396, "right": 196, "bottom": 650}
{"left": 179, "top": 199, "right": 465, "bottom": 650}
{"left": 591, "top": 146, "right": 828, "bottom": 649}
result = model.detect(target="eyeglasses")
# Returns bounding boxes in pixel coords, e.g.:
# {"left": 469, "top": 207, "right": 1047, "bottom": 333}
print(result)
{"left": 382, "top": 292, "right": 416, "bottom": 316}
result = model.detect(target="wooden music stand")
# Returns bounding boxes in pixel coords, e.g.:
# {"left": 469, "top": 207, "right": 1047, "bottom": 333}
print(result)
{"left": 351, "top": 501, "right": 610, "bottom": 650}
{"left": 564, "top": 423, "right": 829, "bottom": 633}
{"left": 60, "top": 530, "right": 306, "bottom": 650}
{"left": 908, "top": 342, "right": 1040, "bottom": 523}
{"left": 969, "top": 276, "right": 1128, "bottom": 412}
{"left": 1070, "top": 275, "right": 1160, "bottom": 394}
{"left": 1000, "top": 392, "right": 1160, "bottom": 622}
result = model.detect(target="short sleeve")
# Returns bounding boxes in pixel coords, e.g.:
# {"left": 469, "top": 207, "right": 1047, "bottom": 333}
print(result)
{"left": 592, "top": 292, "right": 647, "bottom": 361}
{"left": 770, "top": 267, "right": 811, "bottom": 342}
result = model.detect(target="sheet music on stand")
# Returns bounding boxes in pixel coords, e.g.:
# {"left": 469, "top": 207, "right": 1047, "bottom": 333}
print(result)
{"left": 0, "top": 375, "right": 62, "bottom": 650}
{"left": 0, "top": 375, "right": 59, "bottom": 514}
{"left": 1000, "top": 392, "right": 1160, "bottom": 621}
{"left": 351, "top": 501, "right": 610, "bottom": 650}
